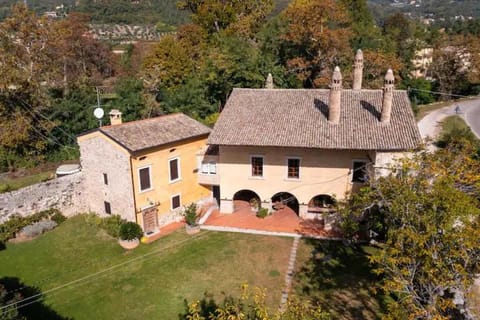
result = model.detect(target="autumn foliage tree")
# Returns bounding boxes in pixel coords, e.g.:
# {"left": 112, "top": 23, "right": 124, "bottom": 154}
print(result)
{"left": 0, "top": 5, "right": 113, "bottom": 170}
{"left": 177, "top": 0, "right": 273, "bottom": 37}
{"left": 340, "top": 140, "right": 480, "bottom": 319}
{"left": 281, "top": 0, "right": 352, "bottom": 87}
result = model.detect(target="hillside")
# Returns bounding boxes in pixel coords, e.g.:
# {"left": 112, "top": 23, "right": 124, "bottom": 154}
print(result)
{"left": 369, "top": 0, "right": 480, "bottom": 21}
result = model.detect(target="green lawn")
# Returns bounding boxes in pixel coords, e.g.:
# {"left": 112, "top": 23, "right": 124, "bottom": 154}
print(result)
{"left": 0, "top": 171, "right": 54, "bottom": 193}
{"left": 440, "top": 115, "right": 469, "bottom": 133}
{"left": 0, "top": 216, "right": 293, "bottom": 319}
{"left": 293, "top": 239, "right": 386, "bottom": 320}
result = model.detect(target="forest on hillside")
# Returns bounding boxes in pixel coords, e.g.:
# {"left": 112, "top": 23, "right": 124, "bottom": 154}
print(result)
{"left": 2, "top": 0, "right": 480, "bottom": 24}
{"left": 1, "top": 0, "right": 480, "bottom": 173}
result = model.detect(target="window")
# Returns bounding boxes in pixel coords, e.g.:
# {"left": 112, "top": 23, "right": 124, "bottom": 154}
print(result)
{"left": 201, "top": 161, "right": 217, "bottom": 174}
{"left": 171, "top": 194, "right": 181, "bottom": 210}
{"left": 169, "top": 158, "right": 180, "bottom": 182}
{"left": 103, "top": 173, "right": 108, "bottom": 185}
{"left": 138, "top": 166, "right": 152, "bottom": 191}
{"left": 352, "top": 161, "right": 368, "bottom": 183}
{"left": 287, "top": 158, "right": 300, "bottom": 179}
{"left": 104, "top": 201, "right": 111, "bottom": 214}
{"left": 209, "top": 162, "right": 217, "bottom": 174}
{"left": 251, "top": 156, "right": 263, "bottom": 177}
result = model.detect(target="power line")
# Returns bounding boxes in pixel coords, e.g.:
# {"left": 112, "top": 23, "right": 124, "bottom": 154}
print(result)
{"left": 17, "top": 98, "right": 78, "bottom": 144}
{"left": 408, "top": 87, "right": 473, "bottom": 99}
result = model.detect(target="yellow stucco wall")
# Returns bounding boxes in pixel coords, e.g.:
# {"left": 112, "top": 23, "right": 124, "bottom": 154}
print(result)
{"left": 132, "top": 136, "right": 211, "bottom": 227}
{"left": 219, "top": 145, "right": 375, "bottom": 205}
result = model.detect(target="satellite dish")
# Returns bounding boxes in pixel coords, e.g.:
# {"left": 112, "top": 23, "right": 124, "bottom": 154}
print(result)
{"left": 94, "top": 107, "right": 104, "bottom": 119}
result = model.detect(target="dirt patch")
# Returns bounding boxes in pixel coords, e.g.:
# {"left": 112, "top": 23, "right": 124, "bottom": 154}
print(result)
{"left": 8, "top": 234, "right": 39, "bottom": 243}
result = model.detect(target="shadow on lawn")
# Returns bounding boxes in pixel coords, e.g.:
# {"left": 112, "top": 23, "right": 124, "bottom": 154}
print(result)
{"left": 0, "top": 277, "right": 71, "bottom": 320}
{"left": 296, "top": 240, "right": 387, "bottom": 320}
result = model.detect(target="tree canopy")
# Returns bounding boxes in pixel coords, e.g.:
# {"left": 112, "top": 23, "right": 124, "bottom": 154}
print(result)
{"left": 340, "top": 140, "right": 480, "bottom": 319}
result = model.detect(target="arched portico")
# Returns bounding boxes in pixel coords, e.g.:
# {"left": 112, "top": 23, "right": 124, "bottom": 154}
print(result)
{"left": 307, "top": 194, "right": 336, "bottom": 213}
{"left": 233, "top": 189, "right": 261, "bottom": 212}
{"left": 271, "top": 192, "right": 299, "bottom": 215}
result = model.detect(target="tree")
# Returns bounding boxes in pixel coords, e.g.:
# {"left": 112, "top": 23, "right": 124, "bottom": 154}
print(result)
{"left": 339, "top": 0, "right": 385, "bottom": 50}
{"left": 0, "top": 283, "right": 21, "bottom": 320}
{"left": 105, "top": 77, "right": 150, "bottom": 122}
{"left": 0, "top": 4, "right": 60, "bottom": 86}
{"left": 56, "top": 13, "right": 113, "bottom": 90}
{"left": 177, "top": 0, "right": 273, "bottom": 37}
{"left": 362, "top": 50, "right": 403, "bottom": 89}
{"left": 181, "top": 284, "right": 330, "bottom": 320}
{"left": 281, "top": 0, "right": 352, "bottom": 87}
{"left": 142, "top": 32, "right": 199, "bottom": 92}
{"left": 340, "top": 141, "right": 480, "bottom": 319}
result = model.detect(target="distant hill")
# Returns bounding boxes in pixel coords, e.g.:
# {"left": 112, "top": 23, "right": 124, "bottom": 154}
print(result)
{"left": 0, "top": 0, "right": 189, "bottom": 26}
{"left": 368, "top": 0, "right": 480, "bottom": 21}
{"left": 1, "top": 0, "right": 479, "bottom": 25}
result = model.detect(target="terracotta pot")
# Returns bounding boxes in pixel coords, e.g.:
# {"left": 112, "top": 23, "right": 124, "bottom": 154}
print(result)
{"left": 118, "top": 238, "right": 140, "bottom": 250}
{"left": 185, "top": 224, "right": 201, "bottom": 235}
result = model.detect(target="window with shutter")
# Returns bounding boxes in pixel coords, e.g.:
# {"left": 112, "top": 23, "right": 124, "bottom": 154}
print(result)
{"left": 139, "top": 166, "right": 152, "bottom": 191}
{"left": 169, "top": 158, "right": 180, "bottom": 182}
{"left": 171, "top": 194, "right": 181, "bottom": 210}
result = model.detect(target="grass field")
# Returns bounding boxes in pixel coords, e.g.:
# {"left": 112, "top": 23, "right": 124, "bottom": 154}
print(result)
{"left": 440, "top": 115, "right": 470, "bottom": 133}
{"left": 0, "top": 171, "right": 54, "bottom": 193}
{"left": 293, "top": 240, "right": 386, "bottom": 320}
{"left": 0, "top": 216, "right": 293, "bottom": 319}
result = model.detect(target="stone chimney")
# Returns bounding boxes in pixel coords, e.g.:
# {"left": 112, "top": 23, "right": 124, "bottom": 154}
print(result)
{"left": 109, "top": 109, "right": 122, "bottom": 125}
{"left": 353, "top": 49, "right": 363, "bottom": 90}
{"left": 381, "top": 69, "right": 395, "bottom": 123}
{"left": 328, "top": 66, "right": 342, "bottom": 123}
{"left": 265, "top": 73, "right": 274, "bottom": 89}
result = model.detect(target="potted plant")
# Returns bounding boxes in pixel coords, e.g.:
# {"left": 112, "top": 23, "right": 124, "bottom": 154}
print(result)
{"left": 118, "top": 221, "right": 143, "bottom": 250}
{"left": 249, "top": 198, "right": 260, "bottom": 213}
{"left": 183, "top": 203, "right": 200, "bottom": 235}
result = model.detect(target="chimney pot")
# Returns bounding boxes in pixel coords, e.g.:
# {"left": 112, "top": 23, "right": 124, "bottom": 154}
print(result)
{"left": 328, "top": 66, "right": 342, "bottom": 123}
{"left": 353, "top": 49, "right": 364, "bottom": 90}
{"left": 265, "top": 73, "right": 274, "bottom": 89}
{"left": 381, "top": 69, "right": 394, "bottom": 123}
{"left": 109, "top": 109, "right": 122, "bottom": 125}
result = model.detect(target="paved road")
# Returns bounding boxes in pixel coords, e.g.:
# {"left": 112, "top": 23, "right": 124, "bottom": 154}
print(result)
{"left": 417, "top": 97, "right": 480, "bottom": 141}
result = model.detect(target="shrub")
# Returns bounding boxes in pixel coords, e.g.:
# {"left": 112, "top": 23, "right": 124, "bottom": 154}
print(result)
{"left": 50, "top": 211, "right": 67, "bottom": 224}
{"left": 256, "top": 207, "right": 269, "bottom": 219}
{"left": 83, "top": 213, "right": 125, "bottom": 238}
{"left": 100, "top": 215, "right": 125, "bottom": 238}
{"left": 119, "top": 222, "right": 143, "bottom": 241}
{"left": 183, "top": 203, "right": 198, "bottom": 226}
{"left": 0, "top": 209, "right": 59, "bottom": 243}
{"left": 20, "top": 220, "right": 57, "bottom": 238}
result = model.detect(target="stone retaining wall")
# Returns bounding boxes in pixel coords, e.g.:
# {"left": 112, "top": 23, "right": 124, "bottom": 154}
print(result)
{"left": 0, "top": 173, "right": 85, "bottom": 224}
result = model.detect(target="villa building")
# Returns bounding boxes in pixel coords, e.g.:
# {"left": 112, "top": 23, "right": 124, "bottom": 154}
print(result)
{"left": 205, "top": 50, "right": 423, "bottom": 219}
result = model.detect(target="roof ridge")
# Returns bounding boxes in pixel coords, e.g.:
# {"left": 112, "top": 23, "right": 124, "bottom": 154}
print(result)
{"left": 232, "top": 88, "right": 407, "bottom": 92}
{"left": 101, "top": 112, "right": 183, "bottom": 130}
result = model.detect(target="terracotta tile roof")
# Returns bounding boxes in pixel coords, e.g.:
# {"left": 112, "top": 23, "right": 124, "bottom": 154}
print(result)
{"left": 208, "top": 88, "right": 422, "bottom": 151}
{"left": 100, "top": 113, "right": 211, "bottom": 152}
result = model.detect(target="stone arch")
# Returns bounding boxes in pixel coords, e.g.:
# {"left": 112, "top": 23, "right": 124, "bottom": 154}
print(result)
{"left": 233, "top": 189, "right": 261, "bottom": 212}
{"left": 271, "top": 192, "right": 299, "bottom": 215}
{"left": 307, "top": 194, "right": 336, "bottom": 213}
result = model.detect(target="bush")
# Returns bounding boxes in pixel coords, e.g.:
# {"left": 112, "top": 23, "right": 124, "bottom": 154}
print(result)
{"left": 0, "top": 209, "right": 62, "bottom": 243}
{"left": 100, "top": 215, "right": 125, "bottom": 238}
{"left": 119, "top": 222, "right": 143, "bottom": 240}
{"left": 20, "top": 220, "right": 57, "bottom": 238}
{"left": 183, "top": 203, "right": 198, "bottom": 226}
{"left": 83, "top": 213, "right": 125, "bottom": 238}
{"left": 256, "top": 207, "right": 269, "bottom": 219}
{"left": 50, "top": 211, "right": 67, "bottom": 224}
